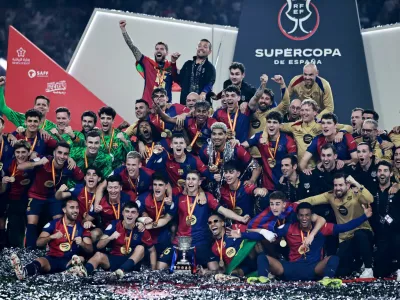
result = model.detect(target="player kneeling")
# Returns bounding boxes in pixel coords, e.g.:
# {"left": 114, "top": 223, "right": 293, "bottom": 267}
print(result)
{"left": 11, "top": 199, "right": 93, "bottom": 280}
{"left": 80, "top": 202, "right": 155, "bottom": 278}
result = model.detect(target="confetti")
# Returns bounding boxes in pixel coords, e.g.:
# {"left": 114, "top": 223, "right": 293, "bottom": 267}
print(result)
{"left": 0, "top": 248, "right": 399, "bottom": 299}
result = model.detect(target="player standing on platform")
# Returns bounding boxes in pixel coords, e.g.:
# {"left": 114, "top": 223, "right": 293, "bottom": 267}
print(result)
{"left": 119, "top": 20, "right": 179, "bottom": 107}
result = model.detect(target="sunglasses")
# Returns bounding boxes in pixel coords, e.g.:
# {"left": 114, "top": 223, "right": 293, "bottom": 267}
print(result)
{"left": 207, "top": 219, "right": 220, "bottom": 225}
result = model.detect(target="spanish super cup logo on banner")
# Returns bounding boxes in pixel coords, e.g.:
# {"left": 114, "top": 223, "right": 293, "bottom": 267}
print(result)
{"left": 278, "top": 0, "right": 320, "bottom": 41}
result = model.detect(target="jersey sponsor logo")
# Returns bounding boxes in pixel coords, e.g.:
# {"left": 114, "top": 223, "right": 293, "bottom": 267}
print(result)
{"left": 338, "top": 205, "right": 348, "bottom": 216}
{"left": 251, "top": 119, "right": 261, "bottom": 129}
{"left": 303, "top": 134, "right": 313, "bottom": 144}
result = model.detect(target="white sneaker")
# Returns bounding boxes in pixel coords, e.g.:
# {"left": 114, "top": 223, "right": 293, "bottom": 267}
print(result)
{"left": 112, "top": 269, "right": 124, "bottom": 279}
{"left": 396, "top": 269, "right": 400, "bottom": 282}
{"left": 10, "top": 253, "right": 26, "bottom": 280}
{"left": 359, "top": 268, "right": 374, "bottom": 279}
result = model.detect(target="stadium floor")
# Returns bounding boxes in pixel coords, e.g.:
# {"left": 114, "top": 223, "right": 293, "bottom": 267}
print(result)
{"left": 1, "top": 249, "right": 399, "bottom": 300}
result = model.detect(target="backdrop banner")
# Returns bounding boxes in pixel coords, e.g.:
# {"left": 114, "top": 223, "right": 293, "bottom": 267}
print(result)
{"left": 234, "top": 0, "right": 373, "bottom": 121}
{"left": 5, "top": 26, "right": 124, "bottom": 130}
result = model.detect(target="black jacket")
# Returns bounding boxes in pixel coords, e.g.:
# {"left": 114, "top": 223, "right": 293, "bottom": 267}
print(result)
{"left": 176, "top": 57, "right": 216, "bottom": 105}
{"left": 223, "top": 80, "right": 256, "bottom": 104}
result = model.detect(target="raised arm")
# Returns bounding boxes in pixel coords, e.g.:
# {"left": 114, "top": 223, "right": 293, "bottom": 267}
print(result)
{"left": 119, "top": 20, "right": 143, "bottom": 61}
{"left": 316, "top": 81, "right": 334, "bottom": 119}
{"left": 269, "top": 75, "right": 290, "bottom": 114}
{"left": 248, "top": 74, "right": 268, "bottom": 111}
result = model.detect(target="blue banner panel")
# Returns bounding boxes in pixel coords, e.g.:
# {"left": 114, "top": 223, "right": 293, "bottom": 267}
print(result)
{"left": 234, "top": 0, "right": 373, "bottom": 121}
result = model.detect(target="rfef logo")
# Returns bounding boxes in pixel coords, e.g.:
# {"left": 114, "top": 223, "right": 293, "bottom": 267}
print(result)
{"left": 278, "top": 0, "right": 320, "bottom": 41}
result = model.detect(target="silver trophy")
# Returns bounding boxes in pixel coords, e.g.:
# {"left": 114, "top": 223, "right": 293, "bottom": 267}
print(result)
{"left": 173, "top": 236, "right": 194, "bottom": 273}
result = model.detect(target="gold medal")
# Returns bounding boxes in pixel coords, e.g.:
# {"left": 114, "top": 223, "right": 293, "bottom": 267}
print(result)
{"left": 164, "top": 129, "right": 172, "bottom": 137}
{"left": 161, "top": 131, "right": 167, "bottom": 138}
{"left": 59, "top": 242, "right": 71, "bottom": 252}
{"left": 120, "top": 246, "right": 132, "bottom": 255}
{"left": 233, "top": 207, "right": 243, "bottom": 216}
{"left": 20, "top": 178, "right": 31, "bottom": 185}
{"left": 9, "top": 177, "right": 15, "bottom": 183}
{"left": 186, "top": 145, "right": 192, "bottom": 152}
{"left": 268, "top": 158, "right": 276, "bottom": 168}
{"left": 280, "top": 239, "right": 287, "bottom": 247}
{"left": 219, "top": 259, "right": 225, "bottom": 268}
{"left": 152, "top": 221, "right": 158, "bottom": 228}
{"left": 186, "top": 215, "right": 197, "bottom": 226}
{"left": 226, "top": 247, "right": 236, "bottom": 258}
{"left": 44, "top": 180, "right": 54, "bottom": 188}
{"left": 0, "top": 162, "right": 3, "bottom": 171}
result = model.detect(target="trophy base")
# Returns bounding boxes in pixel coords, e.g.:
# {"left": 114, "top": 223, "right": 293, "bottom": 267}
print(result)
{"left": 173, "top": 261, "right": 193, "bottom": 274}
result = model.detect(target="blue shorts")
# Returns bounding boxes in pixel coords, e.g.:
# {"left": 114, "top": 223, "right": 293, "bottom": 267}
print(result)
{"left": 44, "top": 256, "right": 71, "bottom": 273}
{"left": 158, "top": 243, "right": 217, "bottom": 267}
{"left": 280, "top": 260, "right": 318, "bottom": 281}
{"left": 27, "top": 198, "right": 62, "bottom": 218}
{"left": 106, "top": 254, "right": 141, "bottom": 272}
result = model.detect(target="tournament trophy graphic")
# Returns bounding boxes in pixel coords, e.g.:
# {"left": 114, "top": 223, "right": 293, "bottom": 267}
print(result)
{"left": 172, "top": 236, "right": 194, "bottom": 274}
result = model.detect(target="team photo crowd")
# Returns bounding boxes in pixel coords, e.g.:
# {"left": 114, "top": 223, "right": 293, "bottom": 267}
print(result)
{"left": 0, "top": 19, "right": 399, "bottom": 290}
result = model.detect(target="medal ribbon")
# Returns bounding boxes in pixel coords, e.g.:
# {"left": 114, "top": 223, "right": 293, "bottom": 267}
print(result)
{"left": 124, "top": 227, "right": 133, "bottom": 254}
{"left": 101, "top": 128, "right": 115, "bottom": 154}
{"left": 51, "top": 160, "right": 63, "bottom": 189}
{"left": 267, "top": 134, "right": 281, "bottom": 159}
{"left": 300, "top": 229, "right": 311, "bottom": 258}
{"left": 229, "top": 181, "right": 241, "bottom": 209}
{"left": 156, "top": 68, "right": 166, "bottom": 87}
{"left": 227, "top": 109, "right": 239, "bottom": 133}
{"left": 111, "top": 202, "right": 120, "bottom": 220}
{"left": 189, "top": 131, "right": 201, "bottom": 148}
{"left": 186, "top": 194, "right": 199, "bottom": 221}
{"left": 215, "top": 151, "right": 221, "bottom": 166}
{"left": 157, "top": 116, "right": 165, "bottom": 131}
{"left": 127, "top": 173, "right": 138, "bottom": 194}
{"left": 145, "top": 142, "right": 155, "bottom": 158}
{"left": 84, "top": 152, "right": 89, "bottom": 168}
{"left": 11, "top": 162, "right": 18, "bottom": 177}
{"left": 153, "top": 195, "right": 165, "bottom": 222}
{"left": 40, "top": 119, "right": 47, "bottom": 130}
{"left": 84, "top": 187, "right": 95, "bottom": 213}
{"left": 216, "top": 237, "right": 224, "bottom": 263}
{"left": 0, "top": 139, "right": 3, "bottom": 160}
{"left": 25, "top": 134, "right": 38, "bottom": 153}
{"left": 62, "top": 217, "right": 77, "bottom": 246}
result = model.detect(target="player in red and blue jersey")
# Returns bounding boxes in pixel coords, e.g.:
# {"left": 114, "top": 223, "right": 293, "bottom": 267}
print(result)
{"left": 156, "top": 170, "right": 249, "bottom": 271}
{"left": 112, "top": 151, "right": 155, "bottom": 200}
{"left": 148, "top": 88, "right": 190, "bottom": 135}
{"left": 246, "top": 191, "right": 326, "bottom": 260}
{"left": 242, "top": 111, "right": 297, "bottom": 192}
{"left": 10, "top": 198, "right": 93, "bottom": 280}
{"left": 209, "top": 213, "right": 257, "bottom": 277}
{"left": 147, "top": 133, "right": 212, "bottom": 187}
{"left": 0, "top": 116, "right": 16, "bottom": 165}
{"left": 300, "top": 113, "right": 357, "bottom": 172}
{"left": 82, "top": 201, "right": 154, "bottom": 279}
{"left": 18, "top": 141, "right": 84, "bottom": 249}
{"left": 135, "top": 120, "right": 171, "bottom": 162}
{"left": 13, "top": 109, "right": 58, "bottom": 156}
{"left": 199, "top": 122, "right": 261, "bottom": 185}
{"left": 55, "top": 167, "right": 101, "bottom": 223}
{"left": 231, "top": 202, "right": 372, "bottom": 284}
{"left": 137, "top": 173, "right": 175, "bottom": 269}
{"left": 220, "top": 161, "right": 268, "bottom": 221}
{"left": 212, "top": 85, "right": 251, "bottom": 143}
{"left": 119, "top": 20, "right": 178, "bottom": 107}
{"left": 154, "top": 101, "right": 217, "bottom": 154}
{"left": 84, "top": 175, "right": 133, "bottom": 242}
{"left": 0, "top": 140, "right": 34, "bottom": 248}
